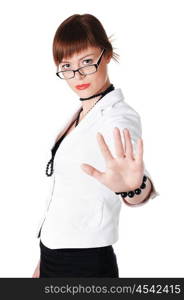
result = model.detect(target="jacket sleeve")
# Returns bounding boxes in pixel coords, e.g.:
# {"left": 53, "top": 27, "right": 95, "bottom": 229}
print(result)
{"left": 99, "top": 101, "right": 160, "bottom": 205}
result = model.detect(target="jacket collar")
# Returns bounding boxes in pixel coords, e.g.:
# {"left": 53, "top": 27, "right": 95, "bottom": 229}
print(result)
{"left": 93, "top": 88, "right": 124, "bottom": 109}
{"left": 52, "top": 88, "right": 125, "bottom": 146}
{"left": 70, "top": 87, "right": 125, "bottom": 123}
{"left": 76, "top": 87, "right": 124, "bottom": 110}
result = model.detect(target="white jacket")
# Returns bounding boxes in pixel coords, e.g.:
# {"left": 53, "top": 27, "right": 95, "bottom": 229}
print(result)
{"left": 36, "top": 88, "right": 159, "bottom": 249}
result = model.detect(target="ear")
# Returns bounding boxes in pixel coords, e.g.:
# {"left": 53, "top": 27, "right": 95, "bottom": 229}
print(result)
{"left": 105, "top": 52, "right": 112, "bottom": 64}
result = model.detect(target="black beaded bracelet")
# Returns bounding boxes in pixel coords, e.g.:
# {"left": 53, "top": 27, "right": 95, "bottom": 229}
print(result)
{"left": 115, "top": 175, "right": 147, "bottom": 198}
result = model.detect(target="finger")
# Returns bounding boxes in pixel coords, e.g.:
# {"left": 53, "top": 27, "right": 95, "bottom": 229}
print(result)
{"left": 113, "top": 127, "right": 125, "bottom": 157}
{"left": 96, "top": 132, "right": 114, "bottom": 162}
{"left": 135, "top": 137, "right": 143, "bottom": 162}
{"left": 81, "top": 163, "right": 104, "bottom": 181}
{"left": 123, "top": 128, "right": 135, "bottom": 160}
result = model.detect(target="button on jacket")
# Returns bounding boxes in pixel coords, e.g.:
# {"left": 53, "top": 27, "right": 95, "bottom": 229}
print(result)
{"left": 36, "top": 88, "right": 159, "bottom": 249}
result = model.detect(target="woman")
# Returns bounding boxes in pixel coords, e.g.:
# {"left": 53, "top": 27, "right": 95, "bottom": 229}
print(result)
{"left": 32, "top": 14, "right": 159, "bottom": 278}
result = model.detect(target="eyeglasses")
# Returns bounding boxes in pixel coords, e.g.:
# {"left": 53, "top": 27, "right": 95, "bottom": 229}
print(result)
{"left": 56, "top": 48, "right": 106, "bottom": 80}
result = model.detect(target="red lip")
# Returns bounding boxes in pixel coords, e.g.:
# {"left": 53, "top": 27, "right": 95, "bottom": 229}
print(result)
{"left": 75, "top": 83, "right": 91, "bottom": 90}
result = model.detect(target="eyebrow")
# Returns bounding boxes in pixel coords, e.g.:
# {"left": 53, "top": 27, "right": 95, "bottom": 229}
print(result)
{"left": 61, "top": 53, "right": 95, "bottom": 63}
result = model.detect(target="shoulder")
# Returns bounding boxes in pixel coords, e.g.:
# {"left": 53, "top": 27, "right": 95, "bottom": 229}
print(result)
{"left": 100, "top": 98, "right": 142, "bottom": 137}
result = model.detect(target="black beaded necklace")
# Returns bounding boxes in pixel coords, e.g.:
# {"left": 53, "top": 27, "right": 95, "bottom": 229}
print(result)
{"left": 45, "top": 84, "right": 115, "bottom": 176}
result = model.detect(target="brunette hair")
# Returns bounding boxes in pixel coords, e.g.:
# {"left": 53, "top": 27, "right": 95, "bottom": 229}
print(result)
{"left": 52, "top": 14, "right": 119, "bottom": 66}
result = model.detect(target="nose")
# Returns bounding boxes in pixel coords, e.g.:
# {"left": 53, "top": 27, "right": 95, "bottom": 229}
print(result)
{"left": 75, "top": 70, "right": 85, "bottom": 80}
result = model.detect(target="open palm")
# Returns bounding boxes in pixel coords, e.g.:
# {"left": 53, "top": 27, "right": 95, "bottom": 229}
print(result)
{"left": 81, "top": 127, "right": 145, "bottom": 193}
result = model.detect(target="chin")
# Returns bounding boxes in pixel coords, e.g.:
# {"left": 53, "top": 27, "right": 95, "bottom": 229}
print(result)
{"left": 73, "top": 82, "right": 101, "bottom": 98}
{"left": 75, "top": 88, "right": 92, "bottom": 98}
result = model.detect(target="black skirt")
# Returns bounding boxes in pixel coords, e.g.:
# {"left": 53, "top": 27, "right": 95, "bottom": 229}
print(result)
{"left": 39, "top": 240, "right": 119, "bottom": 278}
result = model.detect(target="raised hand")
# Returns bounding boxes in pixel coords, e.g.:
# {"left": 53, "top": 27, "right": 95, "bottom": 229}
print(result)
{"left": 80, "top": 127, "right": 145, "bottom": 193}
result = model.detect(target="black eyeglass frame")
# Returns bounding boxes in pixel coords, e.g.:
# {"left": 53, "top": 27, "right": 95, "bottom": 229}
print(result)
{"left": 56, "top": 48, "right": 106, "bottom": 80}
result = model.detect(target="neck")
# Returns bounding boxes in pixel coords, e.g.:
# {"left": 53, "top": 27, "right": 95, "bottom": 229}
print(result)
{"left": 81, "top": 79, "right": 111, "bottom": 115}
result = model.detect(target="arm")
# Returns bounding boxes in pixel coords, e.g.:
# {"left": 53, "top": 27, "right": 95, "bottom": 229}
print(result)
{"left": 32, "top": 259, "right": 40, "bottom": 278}
{"left": 81, "top": 104, "right": 159, "bottom": 205}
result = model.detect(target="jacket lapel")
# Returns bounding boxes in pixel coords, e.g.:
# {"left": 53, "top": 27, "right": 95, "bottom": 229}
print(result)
{"left": 50, "top": 88, "right": 124, "bottom": 150}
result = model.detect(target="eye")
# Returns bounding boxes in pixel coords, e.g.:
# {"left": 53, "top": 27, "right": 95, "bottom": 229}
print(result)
{"left": 61, "top": 63, "right": 71, "bottom": 70}
{"left": 83, "top": 59, "right": 93, "bottom": 65}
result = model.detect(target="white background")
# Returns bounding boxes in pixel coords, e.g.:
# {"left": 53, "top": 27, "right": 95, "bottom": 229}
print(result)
{"left": 0, "top": 0, "right": 183, "bottom": 277}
